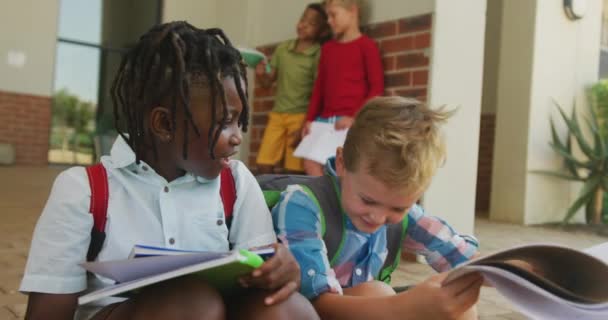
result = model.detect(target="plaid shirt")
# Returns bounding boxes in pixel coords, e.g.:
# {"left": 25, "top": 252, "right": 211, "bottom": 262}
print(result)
{"left": 272, "top": 158, "right": 479, "bottom": 299}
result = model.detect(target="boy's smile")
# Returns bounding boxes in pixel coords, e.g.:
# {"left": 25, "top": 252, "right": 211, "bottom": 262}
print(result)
{"left": 335, "top": 148, "right": 423, "bottom": 233}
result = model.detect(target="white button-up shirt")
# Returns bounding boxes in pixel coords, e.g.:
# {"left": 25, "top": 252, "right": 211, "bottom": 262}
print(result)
{"left": 20, "top": 136, "right": 276, "bottom": 297}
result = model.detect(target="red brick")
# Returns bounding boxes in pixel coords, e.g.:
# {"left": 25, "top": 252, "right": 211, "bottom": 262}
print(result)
{"left": 0, "top": 90, "right": 51, "bottom": 165}
{"left": 248, "top": 155, "right": 257, "bottom": 168}
{"left": 382, "top": 56, "right": 396, "bottom": 71}
{"left": 253, "top": 99, "right": 274, "bottom": 112}
{"left": 252, "top": 114, "right": 268, "bottom": 126}
{"left": 398, "top": 14, "right": 432, "bottom": 34}
{"left": 396, "top": 53, "right": 429, "bottom": 69}
{"left": 254, "top": 86, "right": 276, "bottom": 98}
{"left": 380, "top": 36, "right": 413, "bottom": 54}
{"left": 250, "top": 141, "right": 261, "bottom": 153}
{"left": 395, "top": 88, "right": 428, "bottom": 100}
{"left": 365, "top": 21, "right": 397, "bottom": 39}
{"left": 414, "top": 33, "right": 431, "bottom": 49}
{"left": 384, "top": 72, "right": 411, "bottom": 88}
{"left": 412, "top": 70, "right": 429, "bottom": 86}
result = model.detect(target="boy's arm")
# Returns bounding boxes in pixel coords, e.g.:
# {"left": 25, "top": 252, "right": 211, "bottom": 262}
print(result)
{"left": 271, "top": 186, "right": 342, "bottom": 299}
{"left": 21, "top": 168, "right": 93, "bottom": 318}
{"left": 313, "top": 272, "right": 483, "bottom": 320}
{"left": 229, "top": 161, "right": 277, "bottom": 249}
{"left": 255, "top": 61, "right": 277, "bottom": 88}
{"left": 306, "top": 47, "right": 325, "bottom": 122}
{"left": 362, "top": 39, "right": 385, "bottom": 101}
{"left": 26, "top": 292, "right": 79, "bottom": 320}
{"left": 402, "top": 205, "right": 479, "bottom": 272}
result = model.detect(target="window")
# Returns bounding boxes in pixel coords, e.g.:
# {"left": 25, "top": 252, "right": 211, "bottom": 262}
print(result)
{"left": 49, "top": 0, "right": 161, "bottom": 165}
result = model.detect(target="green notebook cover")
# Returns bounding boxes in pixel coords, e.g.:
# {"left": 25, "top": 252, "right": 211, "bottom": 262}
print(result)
{"left": 78, "top": 249, "right": 264, "bottom": 305}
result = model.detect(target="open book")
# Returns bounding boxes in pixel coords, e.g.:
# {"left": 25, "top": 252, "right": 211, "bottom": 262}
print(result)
{"left": 443, "top": 243, "right": 608, "bottom": 320}
{"left": 78, "top": 245, "right": 274, "bottom": 305}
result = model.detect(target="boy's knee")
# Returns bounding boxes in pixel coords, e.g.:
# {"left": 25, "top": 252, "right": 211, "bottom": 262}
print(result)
{"left": 134, "top": 276, "right": 225, "bottom": 320}
{"left": 230, "top": 290, "right": 318, "bottom": 320}
{"left": 348, "top": 280, "right": 396, "bottom": 297}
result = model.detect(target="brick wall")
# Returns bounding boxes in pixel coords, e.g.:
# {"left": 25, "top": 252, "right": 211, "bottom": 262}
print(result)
{"left": 0, "top": 90, "right": 51, "bottom": 165}
{"left": 250, "top": 14, "right": 433, "bottom": 170}
{"left": 475, "top": 114, "right": 496, "bottom": 213}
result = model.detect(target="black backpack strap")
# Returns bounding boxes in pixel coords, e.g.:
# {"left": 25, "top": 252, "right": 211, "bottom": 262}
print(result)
{"left": 377, "top": 216, "right": 409, "bottom": 283}
{"left": 257, "top": 174, "right": 346, "bottom": 264}
{"left": 299, "top": 175, "right": 345, "bottom": 266}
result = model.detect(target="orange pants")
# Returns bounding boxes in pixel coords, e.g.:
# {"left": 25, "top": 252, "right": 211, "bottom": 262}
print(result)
{"left": 256, "top": 112, "right": 306, "bottom": 171}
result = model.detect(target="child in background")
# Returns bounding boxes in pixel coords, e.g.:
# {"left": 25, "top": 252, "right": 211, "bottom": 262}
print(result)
{"left": 20, "top": 22, "right": 317, "bottom": 320}
{"left": 296, "top": 0, "right": 384, "bottom": 176}
{"left": 274, "top": 96, "right": 481, "bottom": 319}
{"left": 255, "top": 3, "right": 329, "bottom": 174}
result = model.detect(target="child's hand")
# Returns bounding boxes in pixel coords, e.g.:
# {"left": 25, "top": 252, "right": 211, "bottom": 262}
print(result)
{"left": 301, "top": 121, "right": 312, "bottom": 137}
{"left": 239, "top": 243, "right": 301, "bottom": 305}
{"left": 334, "top": 116, "right": 354, "bottom": 130}
{"left": 397, "top": 272, "right": 483, "bottom": 320}
{"left": 290, "top": 129, "right": 302, "bottom": 148}
{"left": 255, "top": 60, "right": 268, "bottom": 77}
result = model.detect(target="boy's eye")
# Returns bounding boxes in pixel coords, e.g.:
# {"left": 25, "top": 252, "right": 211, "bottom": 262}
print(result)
{"left": 360, "top": 197, "right": 376, "bottom": 205}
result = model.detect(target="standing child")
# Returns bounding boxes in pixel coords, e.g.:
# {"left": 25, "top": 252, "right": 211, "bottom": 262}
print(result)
{"left": 20, "top": 22, "right": 317, "bottom": 320}
{"left": 295, "top": 0, "right": 384, "bottom": 176}
{"left": 273, "top": 96, "right": 482, "bottom": 319}
{"left": 255, "top": 3, "right": 329, "bottom": 174}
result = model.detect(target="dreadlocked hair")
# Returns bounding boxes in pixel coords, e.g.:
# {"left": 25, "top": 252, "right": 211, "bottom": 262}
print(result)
{"left": 110, "top": 21, "right": 249, "bottom": 163}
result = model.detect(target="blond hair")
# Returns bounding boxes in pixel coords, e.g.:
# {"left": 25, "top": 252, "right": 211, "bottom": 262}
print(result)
{"left": 323, "top": 0, "right": 370, "bottom": 25}
{"left": 343, "top": 96, "right": 452, "bottom": 192}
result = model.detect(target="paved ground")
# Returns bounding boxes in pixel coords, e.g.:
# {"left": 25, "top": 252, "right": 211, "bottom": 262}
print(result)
{"left": 1, "top": 165, "right": 607, "bottom": 319}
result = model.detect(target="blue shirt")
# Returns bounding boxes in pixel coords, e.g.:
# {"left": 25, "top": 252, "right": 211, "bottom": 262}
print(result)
{"left": 272, "top": 158, "right": 479, "bottom": 299}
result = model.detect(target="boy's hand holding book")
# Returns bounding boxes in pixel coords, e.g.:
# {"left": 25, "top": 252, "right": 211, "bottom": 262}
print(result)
{"left": 238, "top": 243, "right": 301, "bottom": 306}
{"left": 394, "top": 272, "right": 483, "bottom": 320}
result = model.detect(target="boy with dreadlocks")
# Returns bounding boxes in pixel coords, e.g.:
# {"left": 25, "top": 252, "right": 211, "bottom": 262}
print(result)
{"left": 20, "top": 22, "right": 317, "bottom": 320}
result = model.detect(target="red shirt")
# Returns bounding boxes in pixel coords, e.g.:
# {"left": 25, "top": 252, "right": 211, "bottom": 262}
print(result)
{"left": 306, "top": 35, "right": 384, "bottom": 121}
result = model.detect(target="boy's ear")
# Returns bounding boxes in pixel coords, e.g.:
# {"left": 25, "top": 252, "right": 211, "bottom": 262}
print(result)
{"left": 149, "top": 106, "right": 174, "bottom": 143}
{"left": 335, "top": 147, "right": 345, "bottom": 177}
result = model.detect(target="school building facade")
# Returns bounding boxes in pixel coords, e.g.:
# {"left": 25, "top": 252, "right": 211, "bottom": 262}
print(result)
{"left": 0, "top": 0, "right": 605, "bottom": 233}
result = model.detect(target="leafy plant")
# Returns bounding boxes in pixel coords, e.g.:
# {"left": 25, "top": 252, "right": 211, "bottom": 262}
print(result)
{"left": 536, "top": 98, "right": 607, "bottom": 225}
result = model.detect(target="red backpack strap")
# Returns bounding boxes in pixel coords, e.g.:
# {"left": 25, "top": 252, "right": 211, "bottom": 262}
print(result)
{"left": 220, "top": 167, "right": 236, "bottom": 227}
{"left": 85, "top": 163, "right": 109, "bottom": 261}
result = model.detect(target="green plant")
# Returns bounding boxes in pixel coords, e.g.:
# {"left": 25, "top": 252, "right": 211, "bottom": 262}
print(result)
{"left": 537, "top": 99, "right": 607, "bottom": 225}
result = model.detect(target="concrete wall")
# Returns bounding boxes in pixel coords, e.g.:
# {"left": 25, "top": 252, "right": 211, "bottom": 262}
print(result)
{"left": 163, "top": 0, "right": 217, "bottom": 28}
{"left": 0, "top": 0, "right": 59, "bottom": 96}
{"left": 491, "top": 0, "right": 603, "bottom": 224}
{"left": 424, "top": 0, "right": 486, "bottom": 234}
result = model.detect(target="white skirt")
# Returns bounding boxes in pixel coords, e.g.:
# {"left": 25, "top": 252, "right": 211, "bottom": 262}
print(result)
{"left": 293, "top": 121, "right": 348, "bottom": 164}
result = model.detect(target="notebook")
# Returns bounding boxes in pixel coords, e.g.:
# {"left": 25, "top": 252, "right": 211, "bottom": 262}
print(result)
{"left": 78, "top": 245, "right": 274, "bottom": 305}
{"left": 443, "top": 243, "right": 608, "bottom": 320}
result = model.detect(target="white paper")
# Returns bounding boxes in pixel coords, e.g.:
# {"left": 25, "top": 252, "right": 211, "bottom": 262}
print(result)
{"left": 294, "top": 121, "right": 347, "bottom": 164}
{"left": 585, "top": 242, "right": 608, "bottom": 264}
{"left": 471, "top": 265, "right": 608, "bottom": 320}
{"left": 82, "top": 252, "right": 230, "bottom": 283}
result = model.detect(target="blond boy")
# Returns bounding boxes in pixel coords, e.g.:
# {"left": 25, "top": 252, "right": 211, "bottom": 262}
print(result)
{"left": 273, "top": 96, "right": 482, "bottom": 319}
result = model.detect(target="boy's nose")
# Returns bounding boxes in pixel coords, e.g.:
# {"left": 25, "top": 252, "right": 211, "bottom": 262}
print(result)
{"left": 229, "top": 130, "right": 242, "bottom": 146}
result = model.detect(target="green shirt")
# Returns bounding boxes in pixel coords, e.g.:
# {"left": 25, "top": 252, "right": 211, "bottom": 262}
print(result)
{"left": 270, "top": 39, "right": 320, "bottom": 114}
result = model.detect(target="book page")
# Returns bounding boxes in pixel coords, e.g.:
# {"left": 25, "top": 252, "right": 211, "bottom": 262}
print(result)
{"left": 293, "top": 122, "right": 347, "bottom": 164}
{"left": 82, "top": 252, "right": 231, "bottom": 283}
{"left": 585, "top": 242, "right": 608, "bottom": 264}
{"left": 472, "top": 265, "right": 608, "bottom": 320}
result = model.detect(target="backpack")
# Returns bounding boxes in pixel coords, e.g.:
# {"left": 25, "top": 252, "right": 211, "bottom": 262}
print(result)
{"left": 256, "top": 174, "right": 408, "bottom": 284}
{"left": 84, "top": 163, "right": 237, "bottom": 261}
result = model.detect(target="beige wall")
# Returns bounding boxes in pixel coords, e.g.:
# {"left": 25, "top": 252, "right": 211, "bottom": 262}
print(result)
{"left": 0, "top": 0, "right": 59, "bottom": 96}
{"left": 162, "top": 0, "right": 217, "bottom": 28}
{"left": 481, "top": 0, "right": 503, "bottom": 115}
{"left": 491, "top": 0, "right": 603, "bottom": 224}
{"left": 424, "top": 0, "right": 486, "bottom": 235}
